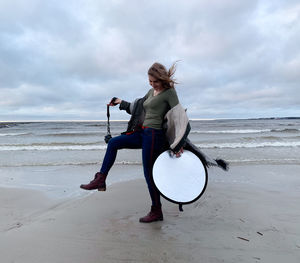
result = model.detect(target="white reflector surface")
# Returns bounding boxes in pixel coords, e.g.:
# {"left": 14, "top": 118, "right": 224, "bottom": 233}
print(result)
{"left": 153, "top": 150, "right": 207, "bottom": 203}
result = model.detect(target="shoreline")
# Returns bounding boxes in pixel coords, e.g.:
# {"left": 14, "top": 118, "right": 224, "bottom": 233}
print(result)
{"left": 1, "top": 162, "right": 299, "bottom": 200}
{"left": 1, "top": 164, "right": 300, "bottom": 262}
{"left": 1, "top": 162, "right": 300, "bottom": 199}
{"left": 0, "top": 163, "right": 143, "bottom": 200}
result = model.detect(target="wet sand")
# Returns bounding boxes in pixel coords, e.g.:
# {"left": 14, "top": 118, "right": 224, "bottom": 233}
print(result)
{"left": 1, "top": 165, "right": 300, "bottom": 263}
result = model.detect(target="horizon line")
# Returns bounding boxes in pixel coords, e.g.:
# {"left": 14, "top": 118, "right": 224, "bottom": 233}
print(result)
{"left": 1, "top": 116, "right": 299, "bottom": 123}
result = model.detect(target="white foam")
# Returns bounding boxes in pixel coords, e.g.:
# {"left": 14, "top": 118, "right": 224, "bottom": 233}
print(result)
{"left": 196, "top": 141, "right": 300, "bottom": 149}
{"left": 191, "top": 129, "right": 271, "bottom": 134}
{"left": 0, "top": 145, "right": 107, "bottom": 151}
{"left": 0, "top": 132, "right": 31, "bottom": 136}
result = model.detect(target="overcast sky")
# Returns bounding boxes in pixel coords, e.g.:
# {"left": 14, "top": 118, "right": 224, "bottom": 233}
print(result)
{"left": 1, "top": 0, "right": 300, "bottom": 121}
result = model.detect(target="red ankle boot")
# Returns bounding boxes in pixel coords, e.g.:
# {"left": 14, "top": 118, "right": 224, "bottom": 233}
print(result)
{"left": 139, "top": 206, "right": 163, "bottom": 223}
{"left": 80, "top": 172, "right": 106, "bottom": 191}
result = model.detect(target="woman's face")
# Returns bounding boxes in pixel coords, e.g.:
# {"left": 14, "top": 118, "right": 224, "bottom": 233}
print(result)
{"left": 148, "top": 75, "right": 163, "bottom": 90}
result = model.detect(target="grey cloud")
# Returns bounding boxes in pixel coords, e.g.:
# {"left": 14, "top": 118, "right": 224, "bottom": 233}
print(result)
{"left": 0, "top": 0, "right": 300, "bottom": 120}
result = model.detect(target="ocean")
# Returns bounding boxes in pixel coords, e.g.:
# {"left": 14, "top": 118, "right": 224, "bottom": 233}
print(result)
{"left": 1, "top": 118, "right": 300, "bottom": 198}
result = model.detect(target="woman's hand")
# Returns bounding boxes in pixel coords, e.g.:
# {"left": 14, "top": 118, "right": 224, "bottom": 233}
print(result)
{"left": 175, "top": 147, "right": 184, "bottom": 158}
{"left": 108, "top": 97, "right": 122, "bottom": 106}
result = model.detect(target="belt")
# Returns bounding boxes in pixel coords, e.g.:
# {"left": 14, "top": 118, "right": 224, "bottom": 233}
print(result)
{"left": 125, "top": 125, "right": 149, "bottom": 135}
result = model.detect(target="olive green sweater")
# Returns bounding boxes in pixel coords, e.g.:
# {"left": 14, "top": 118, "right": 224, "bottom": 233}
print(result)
{"left": 143, "top": 88, "right": 179, "bottom": 129}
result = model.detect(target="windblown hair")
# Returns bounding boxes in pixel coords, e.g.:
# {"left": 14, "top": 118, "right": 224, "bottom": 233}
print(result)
{"left": 148, "top": 62, "right": 178, "bottom": 89}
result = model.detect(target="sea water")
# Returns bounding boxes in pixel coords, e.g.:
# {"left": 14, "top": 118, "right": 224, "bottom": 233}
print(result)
{"left": 0, "top": 118, "right": 300, "bottom": 198}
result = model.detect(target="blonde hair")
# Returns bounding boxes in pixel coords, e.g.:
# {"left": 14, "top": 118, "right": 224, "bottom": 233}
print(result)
{"left": 148, "top": 62, "right": 178, "bottom": 89}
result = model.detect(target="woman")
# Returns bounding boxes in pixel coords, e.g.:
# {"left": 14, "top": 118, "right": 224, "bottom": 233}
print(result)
{"left": 80, "top": 62, "right": 188, "bottom": 223}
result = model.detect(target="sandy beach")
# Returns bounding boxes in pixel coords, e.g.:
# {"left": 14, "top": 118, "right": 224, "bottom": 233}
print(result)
{"left": 1, "top": 164, "right": 300, "bottom": 263}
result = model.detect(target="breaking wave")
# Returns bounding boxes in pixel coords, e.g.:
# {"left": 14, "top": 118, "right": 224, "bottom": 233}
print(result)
{"left": 191, "top": 129, "right": 271, "bottom": 134}
{"left": 191, "top": 128, "right": 300, "bottom": 134}
{"left": 0, "top": 132, "right": 32, "bottom": 136}
{"left": 196, "top": 141, "right": 300, "bottom": 149}
{"left": 0, "top": 143, "right": 107, "bottom": 151}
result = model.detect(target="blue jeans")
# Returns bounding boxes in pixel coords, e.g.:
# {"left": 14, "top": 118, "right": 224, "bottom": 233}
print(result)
{"left": 100, "top": 128, "right": 167, "bottom": 207}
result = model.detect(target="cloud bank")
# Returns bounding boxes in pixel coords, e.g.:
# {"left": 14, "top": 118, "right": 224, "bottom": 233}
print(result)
{"left": 1, "top": 0, "right": 300, "bottom": 120}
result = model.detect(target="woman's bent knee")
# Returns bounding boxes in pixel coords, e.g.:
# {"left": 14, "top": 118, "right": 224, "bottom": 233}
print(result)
{"left": 107, "top": 135, "right": 127, "bottom": 150}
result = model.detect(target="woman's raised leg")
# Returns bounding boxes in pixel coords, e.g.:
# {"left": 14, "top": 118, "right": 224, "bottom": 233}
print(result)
{"left": 80, "top": 132, "right": 142, "bottom": 191}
